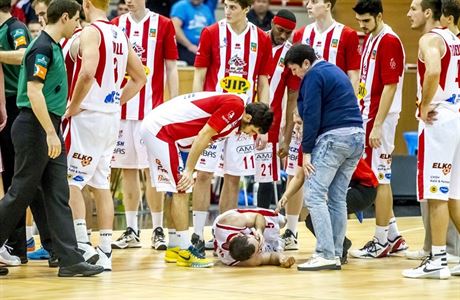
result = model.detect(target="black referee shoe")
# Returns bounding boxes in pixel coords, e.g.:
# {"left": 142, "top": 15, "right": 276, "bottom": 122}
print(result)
{"left": 58, "top": 262, "right": 104, "bottom": 277}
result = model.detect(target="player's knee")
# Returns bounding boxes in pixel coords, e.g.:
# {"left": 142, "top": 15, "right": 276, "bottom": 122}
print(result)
{"left": 196, "top": 171, "right": 213, "bottom": 183}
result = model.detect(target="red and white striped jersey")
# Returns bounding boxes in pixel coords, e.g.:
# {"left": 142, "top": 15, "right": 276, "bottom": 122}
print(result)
{"left": 292, "top": 21, "right": 361, "bottom": 73}
{"left": 112, "top": 11, "right": 178, "bottom": 120}
{"left": 194, "top": 20, "right": 272, "bottom": 103}
{"left": 71, "top": 20, "right": 129, "bottom": 113}
{"left": 212, "top": 208, "right": 282, "bottom": 266}
{"left": 417, "top": 28, "right": 460, "bottom": 110}
{"left": 359, "top": 25, "right": 405, "bottom": 120}
{"left": 61, "top": 28, "right": 82, "bottom": 100}
{"left": 268, "top": 40, "right": 298, "bottom": 142}
{"left": 142, "top": 92, "right": 247, "bottom": 149}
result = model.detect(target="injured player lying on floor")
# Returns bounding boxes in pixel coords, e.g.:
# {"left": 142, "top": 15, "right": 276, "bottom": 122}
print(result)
{"left": 212, "top": 208, "right": 295, "bottom": 267}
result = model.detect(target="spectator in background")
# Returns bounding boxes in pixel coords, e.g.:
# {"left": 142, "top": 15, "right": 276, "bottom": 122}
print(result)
{"left": 171, "top": 0, "right": 214, "bottom": 65}
{"left": 108, "top": 0, "right": 128, "bottom": 20}
{"left": 247, "top": 0, "right": 274, "bottom": 31}
{"left": 146, "top": 0, "right": 177, "bottom": 17}
{"left": 27, "top": 19, "right": 40, "bottom": 38}
{"left": 11, "top": 0, "right": 36, "bottom": 24}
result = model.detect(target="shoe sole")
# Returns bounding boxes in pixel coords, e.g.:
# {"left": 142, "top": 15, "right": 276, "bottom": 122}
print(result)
{"left": 297, "top": 264, "right": 338, "bottom": 271}
{"left": 86, "top": 254, "right": 99, "bottom": 265}
{"left": 403, "top": 269, "right": 451, "bottom": 280}
{"left": 164, "top": 257, "right": 178, "bottom": 263}
{"left": 58, "top": 268, "right": 105, "bottom": 277}
{"left": 284, "top": 246, "right": 299, "bottom": 251}
{"left": 153, "top": 244, "right": 167, "bottom": 251}
{"left": 111, "top": 243, "right": 142, "bottom": 249}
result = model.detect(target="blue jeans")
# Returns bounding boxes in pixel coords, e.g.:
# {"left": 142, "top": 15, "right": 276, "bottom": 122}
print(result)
{"left": 304, "top": 131, "right": 364, "bottom": 259}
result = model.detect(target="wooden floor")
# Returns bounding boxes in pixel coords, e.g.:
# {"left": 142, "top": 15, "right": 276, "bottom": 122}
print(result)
{"left": 0, "top": 217, "right": 459, "bottom": 299}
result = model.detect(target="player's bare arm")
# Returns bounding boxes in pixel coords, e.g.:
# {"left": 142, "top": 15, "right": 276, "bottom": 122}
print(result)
{"left": 369, "top": 83, "right": 397, "bottom": 148}
{"left": 237, "top": 251, "right": 295, "bottom": 267}
{"left": 257, "top": 75, "right": 270, "bottom": 105}
{"left": 120, "top": 42, "right": 146, "bottom": 105}
{"left": 278, "top": 89, "right": 298, "bottom": 158}
{"left": 176, "top": 124, "right": 218, "bottom": 191}
{"left": 418, "top": 33, "right": 444, "bottom": 124}
{"left": 27, "top": 81, "right": 61, "bottom": 159}
{"left": 165, "top": 59, "right": 179, "bottom": 99}
{"left": 277, "top": 166, "right": 304, "bottom": 211}
{"left": 0, "top": 48, "right": 26, "bottom": 65}
{"left": 192, "top": 67, "right": 207, "bottom": 92}
{"left": 68, "top": 36, "right": 80, "bottom": 63}
{"left": 66, "top": 26, "right": 100, "bottom": 117}
{"left": 347, "top": 69, "right": 360, "bottom": 95}
{"left": 0, "top": 64, "right": 6, "bottom": 131}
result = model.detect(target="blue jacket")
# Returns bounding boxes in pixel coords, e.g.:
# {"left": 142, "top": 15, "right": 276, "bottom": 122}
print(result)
{"left": 298, "top": 60, "right": 363, "bottom": 153}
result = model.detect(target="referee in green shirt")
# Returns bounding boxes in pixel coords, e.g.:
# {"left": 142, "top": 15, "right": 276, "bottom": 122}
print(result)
{"left": 0, "top": 0, "right": 103, "bottom": 277}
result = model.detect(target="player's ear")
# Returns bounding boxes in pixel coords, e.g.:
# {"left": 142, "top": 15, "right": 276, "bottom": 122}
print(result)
{"left": 62, "top": 12, "right": 69, "bottom": 23}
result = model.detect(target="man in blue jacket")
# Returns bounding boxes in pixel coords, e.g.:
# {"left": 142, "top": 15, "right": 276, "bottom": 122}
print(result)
{"left": 284, "top": 44, "right": 364, "bottom": 271}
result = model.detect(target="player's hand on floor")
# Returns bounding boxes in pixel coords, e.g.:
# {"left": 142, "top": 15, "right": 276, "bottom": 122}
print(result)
{"left": 279, "top": 255, "right": 295, "bottom": 268}
{"left": 177, "top": 169, "right": 194, "bottom": 192}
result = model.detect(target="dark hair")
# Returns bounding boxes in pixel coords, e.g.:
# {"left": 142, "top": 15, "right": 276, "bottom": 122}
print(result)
{"left": 0, "top": 0, "right": 10, "bottom": 13}
{"left": 285, "top": 44, "right": 317, "bottom": 67}
{"left": 421, "top": 0, "right": 442, "bottom": 20}
{"left": 352, "top": 0, "right": 383, "bottom": 17}
{"left": 442, "top": 0, "right": 460, "bottom": 23}
{"left": 229, "top": 0, "right": 254, "bottom": 9}
{"left": 276, "top": 9, "right": 296, "bottom": 23}
{"left": 47, "top": 0, "right": 81, "bottom": 24}
{"left": 118, "top": 0, "right": 125, "bottom": 4}
{"left": 229, "top": 235, "right": 256, "bottom": 262}
{"left": 245, "top": 102, "right": 273, "bottom": 134}
{"left": 28, "top": 19, "right": 41, "bottom": 25}
{"left": 325, "top": 0, "right": 337, "bottom": 9}
{"left": 32, "top": 0, "right": 51, "bottom": 9}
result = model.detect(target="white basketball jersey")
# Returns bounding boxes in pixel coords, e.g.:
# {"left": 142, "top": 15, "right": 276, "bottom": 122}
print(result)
{"left": 74, "top": 20, "right": 129, "bottom": 113}
{"left": 417, "top": 28, "right": 460, "bottom": 109}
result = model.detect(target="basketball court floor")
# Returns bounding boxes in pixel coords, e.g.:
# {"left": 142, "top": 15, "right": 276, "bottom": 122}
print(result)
{"left": 0, "top": 217, "right": 459, "bottom": 299}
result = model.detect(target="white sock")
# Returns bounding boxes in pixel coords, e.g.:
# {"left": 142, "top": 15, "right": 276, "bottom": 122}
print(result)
{"left": 99, "top": 230, "right": 113, "bottom": 253}
{"left": 87, "top": 228, "right": 92, "bottom": 240}
{"left": 74, "top": 219, "right": 89, "bottom": 243}
{"left": 286, "top": 215, "right": 299, "bottom": 236}
{"left": 192, "top": 211, "right": 208, "bottom": 239}
{"left": 176, "top": 230, "right": 190, "bottom": 250}
{"left": 168, "top": 229, "right": 178, "bottom": 248}
{"left": 388, "top": 217, "right": 400, "bottom": 241}
{"left": 374, "top": 226, "right": 389, "bottom": 244}
{"left": 151, "top": 212, "right": 163, "bottom": 230}
{"left": 432, "top": 245, "right": 447, "bottom": 266}
{"left": 125, "top": 211, "right": 138, "bottom": 232}
{"left": 26, "top": 226, "right": 34, "bottom": 240}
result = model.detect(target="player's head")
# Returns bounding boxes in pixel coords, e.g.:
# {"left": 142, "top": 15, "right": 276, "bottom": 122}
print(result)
{"left": 125, "top": 0, "right": 143, "bottom": 13}
{"left": 47, "top": 0, "right": 81, "bottom": 38}
{"left": 253, "top": 0, "right": 270, "bottom": 14}
{"left": 190, "top": 0, "right": 204, "bottom": 5}
{"left": 305, "top": 0, "right": 336, "bottom": 20}
{"left": 224, "top": 0, "right": 253, "bottom": 25}
{"left": 270, "top": 9, "right": 296, "bottom": 46}
{"left": 28, "top": 20, "right": 42, "bottom": 38}
{"left": 407, "top": 0, "right": 442, "bottom": 30}
{"left": 240, "top": 102, "right": 274, "bottom": 136}
{"left": 32, "top": 0, "right": 51, "bottom": 26}
{"left": 440, "top": 0, "right": 460, "bottom": 28}
{"left": 353, "top": 0, "right": 383, "bottom": 35}
{"left": 83, "top": 0, "right": 109, "bottom": 15}
{"left": 284, "top": 44, "right": 317, "bottom": 79}
{"left": 0, "top": 0, "right": 11, "bottom": 14}
{"left": 229, "top": 234, "right": 262, "bottom": 262}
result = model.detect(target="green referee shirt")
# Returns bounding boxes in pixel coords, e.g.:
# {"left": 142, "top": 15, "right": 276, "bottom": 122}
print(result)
{"left": 0, "top": 17, "right": 31, "bottom": 97}
{"left": 16, "top": 31, "right": 68, "bottom": 117}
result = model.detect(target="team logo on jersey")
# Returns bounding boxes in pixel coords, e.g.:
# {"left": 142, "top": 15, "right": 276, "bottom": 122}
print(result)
{"left": 33, "top": 54, "right": 49, "bottom": 80}
{"left": 430, "top": 185, "right": 438, "bottom": 193}
{"left": 250, "top": 42, "right": 257, "bottom": 52}
{"left": 132, "top": 42, "right": 146, "bottom": 62}
{"left": 358, "top": 82, "right": 367, "bottom": 100}
{"left": 305, "top": 38, "right": 310, "bottom": 45}
{"left": 111, "top": 28, "right": 118, "bottom": 39}
{"left": 390, "top": 58, "right": 397, "bottom": 70}
{"left": 278, "top": 57, "right": 285, "bottom": 68}
{"left": 104, "top": 91, "right": 121, "bottom": 104}
{"left": 12, "top": 29, "right": 27, "bottom": 48}
{"left": 220, "top": 37, "right": 227, "bottom": 48}
{"left": 155, "top": 159, "right": 168, "bottom": 174}
{"left": 133, "top": 31, "right": 140, "bottom": 37}
{"left": 433, "top": 162, "right": 452, "bottom": 175}
{"left": 72, "top": 153, "right": 93, "bottom": 167}
{"left": 220, "top": 76, "right": 250, "bottom": 94}
{"left": 331, "top": 39, "right": 338, "bottom": 48}
{"left": 371, "top": 49, "right": 377, "bottom": 59}
{"left": 227, "top": 55, "right": 247, "bottom": 75}
{"left": 149, "top": 28, "right": 157, "bottom": 38}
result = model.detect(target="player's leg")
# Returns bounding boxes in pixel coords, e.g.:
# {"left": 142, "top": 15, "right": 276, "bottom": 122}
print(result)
{"left": 144, "top": 170, "right": 166, "bottom": 250}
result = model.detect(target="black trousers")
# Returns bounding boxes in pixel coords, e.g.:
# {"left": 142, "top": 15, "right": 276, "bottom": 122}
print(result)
{"left": 0, "top": 97, "right": 53, "bottom": 258}
{"left": 257, "top": 182, "right": 275, "bottom": 209}
{"left": 0, "top": 109, "right": 83, "bottom": 267}
{"left": 178, "top": 44, "right": 196, "bottom": 66}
